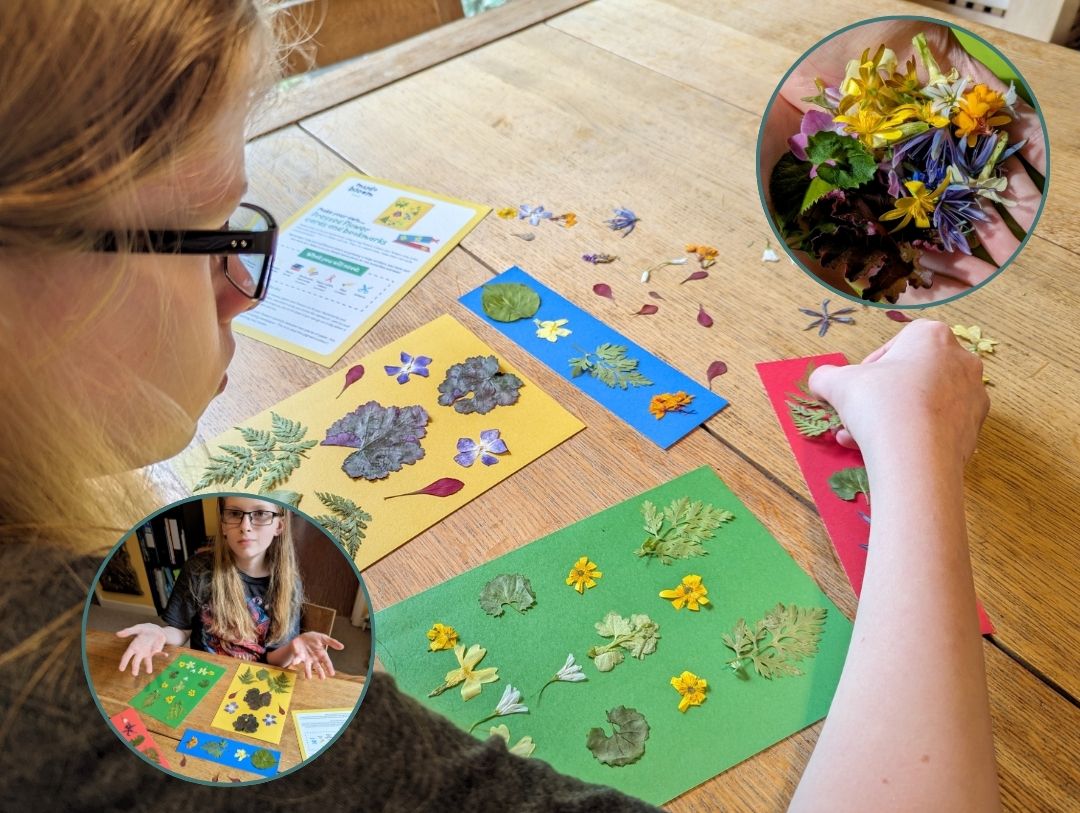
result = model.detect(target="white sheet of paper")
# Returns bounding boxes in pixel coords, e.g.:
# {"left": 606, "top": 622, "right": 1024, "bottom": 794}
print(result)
{"left": 292, "top": 708, "right": 354, "bottom": 760}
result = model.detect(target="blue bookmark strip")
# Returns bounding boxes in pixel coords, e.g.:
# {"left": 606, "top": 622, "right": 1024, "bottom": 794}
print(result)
{"left": 177, "top": 729, "right": 281, "bottom": 777}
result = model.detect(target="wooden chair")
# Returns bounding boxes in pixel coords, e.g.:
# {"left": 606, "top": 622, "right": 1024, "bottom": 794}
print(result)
{"left": 300, "top": 601, "right": 337, "bottom": 636}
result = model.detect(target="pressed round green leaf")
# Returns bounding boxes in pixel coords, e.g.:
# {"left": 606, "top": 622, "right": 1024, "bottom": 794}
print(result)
{"left": 481, "top": 283, "right": 541, "bottom": 322}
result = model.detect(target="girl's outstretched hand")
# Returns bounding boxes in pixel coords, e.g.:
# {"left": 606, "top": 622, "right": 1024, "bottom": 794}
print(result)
{"left": 116, "top": 624, "right": 168, "bottom": 676}
{"left": 277, "top": 632, "right": 345, "bottom": 680}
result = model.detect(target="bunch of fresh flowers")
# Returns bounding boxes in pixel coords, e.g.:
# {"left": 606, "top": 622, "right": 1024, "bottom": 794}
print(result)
{"left": 769, "top": 33, "right": 1027, "bottom": 303}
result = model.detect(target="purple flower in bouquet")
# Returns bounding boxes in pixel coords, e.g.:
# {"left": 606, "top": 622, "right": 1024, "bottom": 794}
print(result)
{"left": 933, "top": 185, "right": 990, "bottom": 254}
{"left": 891, "top": 127, "right": 958, "bottom": 188}
{"left": 788, "top": 110, "right": 849, "bottom": 163}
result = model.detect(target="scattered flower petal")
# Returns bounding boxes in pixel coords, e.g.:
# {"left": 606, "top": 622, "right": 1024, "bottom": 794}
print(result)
{"left": 385, "top": 477, "right": 465, "bottom": 499}
{"left": 697, "top": 304, "right": 714, "bottom": 328}
{"left": 551, "top": 212, "right": 577, "bottom": 228}
{"left": 336, "top": 364, "right": 365, "bottom": 399}
{"left": 582, "top": 253, "right": 617, "bottom": 264}
{"left": 495, "top": 206, "right": 517, "bottom": 219}
{"left": 593, "top": 283, "right": 614, "bottom": 301}
{"left": 489, "top": 724, "right": 536, "bottom": 758}
{"left": 631, "top": 304, "right": 659, "bottom": 316}
{"left": 886, "top": 310, "right": 913, "bottom": 322}
{"left": 761, "top": 246, "right": 780, "bottom": 263}
{"left": 706, "top": 361, "right": 728, "bottom": 390}
{"left": 680, "top": 270, "right": 709, "bottom": 284}
{"left": 512, "top": 232, "right": 535, "bottom": 241}
{"left": 647, "top": 291, "right": 664, "bottom": 300}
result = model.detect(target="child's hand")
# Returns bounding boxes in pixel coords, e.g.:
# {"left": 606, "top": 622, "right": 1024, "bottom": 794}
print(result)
{"left": 116, "top": 624, "right": 168, "bottom": 676}
{"left": 808, "top": 320, "right": 989, "bottom": 465}
{"left": 278, "top": 632, "right": 345, "bottom": 680}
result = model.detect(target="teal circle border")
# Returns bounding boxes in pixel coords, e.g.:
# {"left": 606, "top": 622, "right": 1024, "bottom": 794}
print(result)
{"left": 80, "top": 491, "right": 375, "bottom": 787}
{"left": 754, "top": 14, "right": 1051, "bottom": 310}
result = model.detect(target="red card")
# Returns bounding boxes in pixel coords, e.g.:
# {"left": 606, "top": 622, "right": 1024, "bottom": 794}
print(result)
{"left": 109, "top": 707, "right": 171, "bottom": 769}
{"left": 757, "top": 354, "right": 994, "bottom": 635}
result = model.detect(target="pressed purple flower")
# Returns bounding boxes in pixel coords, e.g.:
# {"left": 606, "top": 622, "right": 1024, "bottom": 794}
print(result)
{"left": 262, "top": 713, "right": 278, "bottom": 727}
{"left": 518, "top": 204, "right": 552, "bottom": 226}
{"left": 582, "top": 253, "right": 617, "bottom": 264}
{"left": 224, "top": 701, "right": 238, "bottom": 714}
{"left": 788, "top": 109, "right": 848, "bottom": 162}
{"left": 454, "top": 429, "right": 510, "bottom": 467}
{"left": 952, "top": 134, "right": 1000, "bottom": 180}
{"left": 605, "top": 207, "right": 639, "bottom": 237}
{"left": 933, "top": 185, "right": 990, "bottom": 254}
{"left": 891, "top": 128, "right": 957, "bottom": 188}
{"left": 384, "top": 351, "right": 431, "bottom": 384}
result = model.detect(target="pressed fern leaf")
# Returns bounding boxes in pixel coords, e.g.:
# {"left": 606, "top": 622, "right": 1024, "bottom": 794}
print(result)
{"left": 195, "top": 412, "right": 318, "bottom": 491}
{"left": 636, "top": 497, "right": 734, "bottom": 563}
{"left": 784, "top": 362, "right": 841, "bottom": 437}
{"left": 568, "top": 343, "right": 653, "bottom": 389}
{"left": 313, "top": 491, "right": 372, "bottom": 558}
{"left": 267, "top": 671, "right": 293, "bottom": 694}
{"left": 722, "top": 603, "right": 827, "bottom": 679}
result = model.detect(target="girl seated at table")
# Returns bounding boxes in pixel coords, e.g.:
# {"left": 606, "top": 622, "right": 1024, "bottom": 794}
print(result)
{"left": 116, "top": 496, "right": 343, "bottom": 679}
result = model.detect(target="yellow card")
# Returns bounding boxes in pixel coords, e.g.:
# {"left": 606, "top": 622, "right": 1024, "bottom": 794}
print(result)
{"left": 179, "top": 315, "right": 585, "bottom": 569}
{"left": 233, "top": 172, "right": 489, "bottom": 367}
{"left": 210, "top": 663, "right": 295, "bottom": 745}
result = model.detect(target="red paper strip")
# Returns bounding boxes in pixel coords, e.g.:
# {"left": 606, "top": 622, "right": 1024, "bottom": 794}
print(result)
{"left": 109, "top": 707, "right": 171, "bottom": 769}
{"left": 756, "top": 354, "right": 994, "bottom": 635}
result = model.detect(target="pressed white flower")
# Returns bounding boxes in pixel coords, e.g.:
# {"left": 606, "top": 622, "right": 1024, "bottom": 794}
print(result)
{"left": 924, "top": 76, "right": 970, "bottom": 116}
{"left": 554, "top": 653, "right": 587, "bottom": 683}
{"left": 234, "top": 748, "right": 248, "bottom": 761}
{"left": 495, "top": 684, "right": 529, "bottom": 716}
{"left": 641, "top": 257, "right": 686, "bottom": 283}
{"left": 761, "top": 247, "right": 779, "bottom": 263}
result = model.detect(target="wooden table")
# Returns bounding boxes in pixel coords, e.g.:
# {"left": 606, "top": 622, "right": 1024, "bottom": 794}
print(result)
{"left": 85, "top": 630, "right": 364, "bottom": 781}
{"left": 151, "top": 0, "right": 1079, "bottom": 807}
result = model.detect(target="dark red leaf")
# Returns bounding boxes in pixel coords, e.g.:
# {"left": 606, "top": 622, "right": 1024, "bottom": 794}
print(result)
{"left": 180, "top": 755, "right": 187, "bottom": 767}
{"left": 631, "top": 304, "right": 659, "bottom": 316}
{"left": 228, "top": 691, "right": 237, "bottom": 699}
{"left": 212, "top": 774, "right": 220, "bottom": 783}
{"left": 592, "top": 283, "right": 614, "bottom": 301}
{"left": 385, "top": 477, "right": 465, "bottom": 500}
{"left": 279, "top": 706, "right": 286, "bottom": 715}
{"left": 647, "top": 291, "right": 664, "bottom": 300}
{"left": 336, "top": 364, "right": 365, "bottom": 398}
{"left": 229, "top": 777, "right": 243, "bottom": 783}
{"left": 706, "top": 361, "right": 727, "bottom": 390}
{"left": 697, "top": 304, "right": 714, "bottom": 328}
{"left": 885, "top": 310, "right": 912, "bottom": 322}
{"left": 680, "top": 270, "right": 709, "bottom": 284}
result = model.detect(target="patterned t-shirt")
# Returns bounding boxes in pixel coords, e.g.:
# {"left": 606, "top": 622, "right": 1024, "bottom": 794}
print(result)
{"left": 161, "top": 551, "right": 299, "bottom": 661}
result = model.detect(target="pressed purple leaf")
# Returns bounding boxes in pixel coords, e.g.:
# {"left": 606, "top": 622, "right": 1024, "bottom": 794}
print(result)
{"left": 680, "top": 270, "right": 709, "bottom": 284}
{"left": 335, "top": 364, "right": 365, "bottom": 398}
{"left": 697, "top": 304, "right": 714, "bottom": 328}
{"left": 885, "top": 310, "right": 913, "bottom": 323}
{"left": 593, "top": 283, "right": 614, "bottom": 301}
{"left": 631, "top": 304, "right": 659, "bottom": 316}
{"left": 647, "top": 291, "right": 664, "bottom": 300}
{"left": 706, "top": 361, "right": 727, "bottom": 390}
{"left": 385, "top": 477, "right": 465, "bottom": 499}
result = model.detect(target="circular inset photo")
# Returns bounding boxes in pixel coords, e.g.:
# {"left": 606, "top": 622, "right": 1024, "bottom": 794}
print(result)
{"left": 82, "top": 493, "right": 372, "bottom": 783}
{"left": 758, "top": 16, "right": 1047, "bottom": 306}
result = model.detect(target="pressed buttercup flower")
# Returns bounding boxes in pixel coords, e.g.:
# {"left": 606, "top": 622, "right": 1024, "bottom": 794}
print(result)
{"left": 838, "top": 45, "right": 901, "bottom": 114}
{"left": 671, "top": 671, "right": 708, "bottom": 712}
{"left": 426, "top": 622, "right": 459, "bottom": 652}
{"left": 605, "top": 207, "right": 639, "bottom": 236}
{"left": 833, "top": 107, "right": 911, "bottom": 149}
{"left": 952, "top": 84, "right": 1011, "bottom": 147}
{"left": 518, "top": 204, "right": 553, "bottom": 226}
{"left": 495, "top": 206, "right": 517, "bottom": 220}
{"left": 429, "top": 644, "right": 500, "bottom": 701}
{"left": 537, "top": 653, "right": 588, "bottom": 703}
{"left": 649, "top": 391, "right": 695, "bottom": 420}
{"left": 469, "top": 684, "right": 528, "bottom": 733}
{"left": 566, "top": 556, "right": 602, "bottom": 594}
{"left": 533, "top": 318, "right": 571, "bottom": 342}
{"left": 454, "top": 429, "right": 510, "bottom": 468}
{"left": 384, "top": 351, "right": 431, "bottom": 384}
{"left": 881, "top": 180, "right": 948, "bottom": 231}
{"left": 659, "top": 574, "right": 710, "bottom": 611}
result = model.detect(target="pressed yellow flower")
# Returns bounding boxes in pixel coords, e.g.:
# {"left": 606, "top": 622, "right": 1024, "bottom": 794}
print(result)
{"left": 670, "top": 670, "right": 708, "bottom": 712}
{"left": 426, "top": 622, "right": 459, "bottom": 652}
{"left": 834, "top": 108, "right": 911, "bottom": 149}
{"left": 880, "top": 180, "right": 947, "bottom": 231}
{"left": 566, "top": 556, "right": 602, "bottom": 594}
{"left": 165, "top": 695, "right": 175, "bottom": 704}
{"left": 649, "top": 391, "right": 694, "bottom": 420}
{"left": 496, "top": 206, "right": 517, "bottom": 219}
{"left": 886, "top": 57, "right": 922, "bottom": 97}
{"left": 951, "top": 325, "right": 999, "bottom": 356}
{"left": 839, "top": 45, "right": 901, "bottom": 114}
{"left": 659, "top": 574, "right": 710, "bottom": 611}
{"left": 892, "top": 100, "right": 949, "bottom": 129}
{"left": 952, "top": 83, "right": 1011, "bottom": 147}
{"left": 533, "top": 318, "right": 571, "bottom": 342}
{"left": 428, "top": 644, "right": 500, "bottom": 701}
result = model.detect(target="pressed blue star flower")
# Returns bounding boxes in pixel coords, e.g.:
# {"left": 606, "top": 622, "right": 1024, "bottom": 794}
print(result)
{"left": 384, "top": 351, "right": 431, "bottom": 384}
{"left": 454, "top": 429, "right": 509, "bottom": 467}
{"left": 518, "top": 204, "right": 553, "bottom": 226}
{"left": 605, "top": 207, "right": 639, "bottom": 237}
{"left": 933, "top": 185, "right": 990, "bottom": 254}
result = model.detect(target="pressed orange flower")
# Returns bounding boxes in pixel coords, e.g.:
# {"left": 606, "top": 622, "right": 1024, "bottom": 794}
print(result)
{"left": 552, "top": 212, "right": 578, "bottom": 228}
{"left": 670, "top": 670, "right": 708, "bottom": 712}
{"left": 566, "top": 556, "right": 602, "bottom": 593}
{"left": 426, "top": 622, "right": 459, "bottom": 651}
{"left": 659, "top": 574, "right": 710, "bottom": 611}
{"left": 685, "top": 244, "right": 718, "bottom": 268}
{"left": 495, "top": 206, "right": 517, "bottom": 219}
{"left": 649, "top": 391, "right": 694, "bottom": 419}
{"left": 952, "top": 83, "right": 1011, "bottom": 147}
{"left": 880, "top": 180, "right": 948, "bottom": 231}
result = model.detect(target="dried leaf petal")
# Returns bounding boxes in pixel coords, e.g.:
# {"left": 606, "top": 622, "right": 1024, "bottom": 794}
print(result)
{"left": 336, "top": 364, "right": 366, "bottom": 398}
{"left": 593, "top": 283, "right": 614, "bottom": 301}
{"left": 680, "top": 271, "right": 709, "bottom": 284}
{"left": 697, "top": 304, "right": 714, "bottom": 328}
{"left": 586, "top": 706, "right": 649, "bottom": 766}
{"left": 385, "top": 477, "right": 465, "bottom": 500}
{"left": 631, "top": 304, "right": 658, "bottom": 316}
{"left": 647, "top": 291, "right": 664, "bottom": 300}
{"left": 706, "top": 361, "right": 727, "bottom": 389}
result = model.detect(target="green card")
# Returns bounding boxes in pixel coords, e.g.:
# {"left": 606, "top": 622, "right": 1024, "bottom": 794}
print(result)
{"left": 375, "top": 467, "right": 853, "bottom": 805}
{"left": 130, "top": 655, "right": 225, "bottom": 728}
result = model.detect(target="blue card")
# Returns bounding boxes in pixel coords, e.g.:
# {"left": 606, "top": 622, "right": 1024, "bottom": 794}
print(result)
{"left": 177, "top": 729, "right": 281, "bottom": 777}
{"left": 459, "top": 267, "right": 728, "bottom": 448}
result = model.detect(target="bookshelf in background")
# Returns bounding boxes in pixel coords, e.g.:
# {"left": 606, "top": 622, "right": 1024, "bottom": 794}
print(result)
{"left": 133, "top": 501, "right": 212, "bottom": 615}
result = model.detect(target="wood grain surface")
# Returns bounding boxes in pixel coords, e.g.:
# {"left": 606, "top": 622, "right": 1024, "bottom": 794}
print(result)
{"left": 149, "top": 0, "right": 1080, "bottom": 808}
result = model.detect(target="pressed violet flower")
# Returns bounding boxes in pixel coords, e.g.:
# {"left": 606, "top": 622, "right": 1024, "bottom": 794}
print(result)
{"left": 881, "top": 180, "right": 947, "bottom": 231}
{"left": 566, "top": 556, "right": 602, "bottom": 594}
{"left": 670, "top": 670, "right": 708, "bottom": 712}
{"left": 262, "top": 714, "right": 277, "bottom": 727}
{"left": 454, "top": 429, "right": 509, "bottom": 467}
{"left": 538, "top": 653, "right": 587, "bottom": 703}
{"left": 518, "top": 204, "right": 553, "bottom": 226}
{"left": 605, "top": 207, "right": 639, "bottom": 236}
{"left": 426, "top": 622, "right": 459, "bottom": 652}
{"left": 469, "top": 684, "right": 528, "bottom": 733}
{"left": 659, "top": 574, "right": 710, "bottom": 611}
{"left": 582, "top": 253, "right": 617, "bottom": 264}
{"left": 429, "top": 644, "right": 499, "bottom": 701}
{"left": 223, "top": 701, "right": 238, "bottom": 714}
{"left": 384, "top": 351, "right": 431, "bottom": 384}
{"left": 533, "top": 318, "right": 571, "bottom": 342}
{"left": 648, "top": 391, "right": 695, "bottom": 419}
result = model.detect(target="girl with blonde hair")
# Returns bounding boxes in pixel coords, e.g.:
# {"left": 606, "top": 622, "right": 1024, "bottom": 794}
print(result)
{"left": 0, "top": 0, "right": 998, "bottom": 809}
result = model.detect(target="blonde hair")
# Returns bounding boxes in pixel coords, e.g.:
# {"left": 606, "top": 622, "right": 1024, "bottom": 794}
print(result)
{"left": 0, "top": 1, "right": 286, "bottom": 555}
{"left": 210, "top": 499, "right": 303, "bottom": 646}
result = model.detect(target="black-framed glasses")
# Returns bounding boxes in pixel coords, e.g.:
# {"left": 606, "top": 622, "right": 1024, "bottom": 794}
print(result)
{"left": 94, "top": 202, "right": 278, "bottom": 301}
{"left": 220, "top": 508, "right": 283, "bottom": 527}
